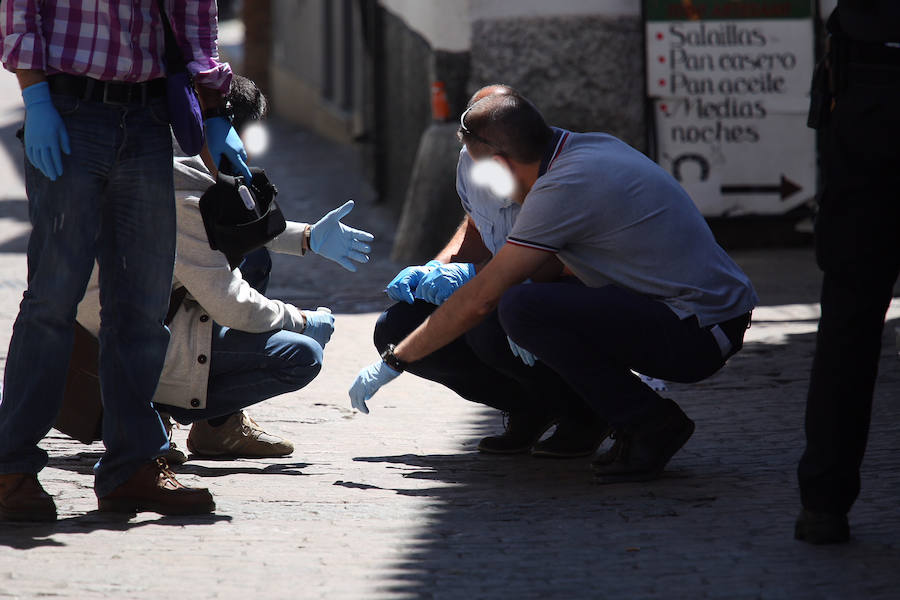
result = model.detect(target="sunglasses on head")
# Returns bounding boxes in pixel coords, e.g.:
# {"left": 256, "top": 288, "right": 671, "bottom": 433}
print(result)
{"left": 459, "top": 105, "right": 504, "bottom": 155}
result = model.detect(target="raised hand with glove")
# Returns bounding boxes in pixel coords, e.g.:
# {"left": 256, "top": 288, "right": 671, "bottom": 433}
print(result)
{"left": 414, "top": 262, "right": 477, "bottom": 305}
{"left": 22, "top": 81, "right": 71, "bottom": 181}
{"left": 309, "top": 200, "right": 375, "bottom": 272}
{"left": 205, "top": 114, "right": 253, "bottom": 181}
{"left": 385, "top": 260, "right": 443, "bottom": 304}
{"left": 302, "top": 307, "right": 335, "bottom": 348}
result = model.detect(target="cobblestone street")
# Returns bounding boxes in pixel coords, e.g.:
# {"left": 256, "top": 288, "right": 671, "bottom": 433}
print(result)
{"left": 1, "top": 70, "right": 899, "bottom": 599}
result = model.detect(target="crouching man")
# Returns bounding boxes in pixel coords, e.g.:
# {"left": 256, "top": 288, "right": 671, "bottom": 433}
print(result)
{"left": 350, "top": 92, "right": 757, "bottom": 483}
{"left": 375, "top": 84, "right": 608, "bottom": 458}
{"left": 76, "top": 76, "right": 374, "bottom": 467}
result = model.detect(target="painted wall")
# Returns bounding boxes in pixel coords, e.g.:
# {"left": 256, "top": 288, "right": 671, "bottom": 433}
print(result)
{"left": 471, "top": 0, "right": 640, "bottom": 20}
{"left": 378, "top": 0, "right": 643, "bottom": 51}
{"left": 379, "top": 0, "right": 472, "bottom": 51}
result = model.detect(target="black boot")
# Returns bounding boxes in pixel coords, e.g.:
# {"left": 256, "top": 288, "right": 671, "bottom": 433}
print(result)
{"left": 592, "top": 399, "right": 694, "bottom": 483}
{"left": 531, "top": 417, "right": 612, "bottom": 458}
{"left": 477, "top": 409, "right": 558, "bottom": 454}
{"left": 794, "top": 509, "right": 850, "bottom": 544}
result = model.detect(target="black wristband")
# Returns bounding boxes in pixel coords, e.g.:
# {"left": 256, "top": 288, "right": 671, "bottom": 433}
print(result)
{"left": 380, "top": 343, "right": 406, "bottom": 373}
{"left": 203, "top": 101, "right": 233, "bottom": 122}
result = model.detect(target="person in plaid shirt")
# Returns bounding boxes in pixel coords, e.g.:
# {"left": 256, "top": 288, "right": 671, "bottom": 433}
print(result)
{"left": 0, "top": 0, "right": 248, "bottom": 520}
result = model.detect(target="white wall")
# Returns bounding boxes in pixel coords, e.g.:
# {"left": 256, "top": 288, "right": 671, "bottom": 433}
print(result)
{"left": 378, "top": 0, "right": 640, "bottom": 52}
{"left": 819, "top": 0, "right": 836, "bottom": 19}
{"left": 378, "top": 0, "right": 472, "bottom": 51}
{"left": 471, "top": 0, "right": 640, "bottom": 20}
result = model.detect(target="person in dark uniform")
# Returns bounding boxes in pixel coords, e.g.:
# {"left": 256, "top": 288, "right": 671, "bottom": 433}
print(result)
{"left": 796, "top": 0, "right": 900, "bottom": 544}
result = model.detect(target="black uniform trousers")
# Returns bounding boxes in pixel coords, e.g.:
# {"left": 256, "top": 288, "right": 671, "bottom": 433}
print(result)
{"left": 798, "top": 52, "right": 900, "bottom": 515}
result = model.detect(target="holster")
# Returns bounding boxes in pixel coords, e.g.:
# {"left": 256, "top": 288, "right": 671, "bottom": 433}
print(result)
{"left": 808, "top": 35, "right": 846, "bottom": 129}
{"left": 808, "top": 12, "right": 848, "bottom": 129}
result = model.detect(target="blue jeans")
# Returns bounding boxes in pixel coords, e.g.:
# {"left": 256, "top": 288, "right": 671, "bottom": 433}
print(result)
{"left": 0, "top": 92, "right": 175, "bottom": 497}
{"left": 159, "top": 249, "right": 323, "bottom": 425}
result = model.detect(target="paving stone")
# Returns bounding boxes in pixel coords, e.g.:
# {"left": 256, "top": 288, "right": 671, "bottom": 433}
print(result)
{"left": 0, "top": 70, "right": 898, "bottom": 599}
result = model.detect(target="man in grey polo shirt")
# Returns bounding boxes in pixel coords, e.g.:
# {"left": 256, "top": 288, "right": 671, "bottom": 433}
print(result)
{"left": 375, "top": 85, "right": 610, "bottom": 458}
{"left": 351, "top": 92, "right": 758, "bottom": 483}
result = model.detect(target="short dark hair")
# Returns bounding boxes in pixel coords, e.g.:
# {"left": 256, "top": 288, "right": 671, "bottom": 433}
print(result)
{"left": 458, "top": 93, "right": 552, "bottom": 163}
{"left": 226, "top": 75, "right": 267, "bottom": 133}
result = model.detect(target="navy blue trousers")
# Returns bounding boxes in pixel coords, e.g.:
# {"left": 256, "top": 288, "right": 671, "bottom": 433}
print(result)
{"left": 498, "top": 283, "right": 747, "bottom": 429}
{"left": 374, "top": 300, "right": 596, "bottom": 422}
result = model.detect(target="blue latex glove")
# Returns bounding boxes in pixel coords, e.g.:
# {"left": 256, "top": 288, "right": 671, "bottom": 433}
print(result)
{"left": 414, "top": 262, "right": 477, "bottom": 305}
{"left": 508, "top": 336, "right": 536, "bottom": 367}
{"left": 21, "top": 82, "right": 71, "bottom": 181}
{"left": 204, "top": 116, "right": 252, "bottom": 180}
{"left": 303, "top": 307, "right": 335, "bottom": 348}
{"left": 349, "top": 360, "right": 401, "bottom": 414}
{"left": 309, "top": 200, "right": 375, "bottom": 272}
{"left": 385, "top": 260, "right": 442, "bottom": 304}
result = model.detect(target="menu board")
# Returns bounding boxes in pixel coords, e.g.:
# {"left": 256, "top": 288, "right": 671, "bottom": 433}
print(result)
{"left": 645, "top": 0, "right": 816, "bottom": 216}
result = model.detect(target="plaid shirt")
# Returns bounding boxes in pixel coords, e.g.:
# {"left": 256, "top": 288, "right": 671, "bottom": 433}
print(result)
{"left": 1, "top": 0, "right": 230, "bottom": 92}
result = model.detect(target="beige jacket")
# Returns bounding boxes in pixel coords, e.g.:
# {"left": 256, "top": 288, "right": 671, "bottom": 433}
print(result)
{"left": 76, "top": 156, "right": 310, "bottom": 410}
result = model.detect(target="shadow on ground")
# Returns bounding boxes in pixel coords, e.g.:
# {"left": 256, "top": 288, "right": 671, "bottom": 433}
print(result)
{"left": 0, "top": 512, "right": 231, "bottom": 550}
{"left": 354, "top": 314, "right": 900, "bottom": 598}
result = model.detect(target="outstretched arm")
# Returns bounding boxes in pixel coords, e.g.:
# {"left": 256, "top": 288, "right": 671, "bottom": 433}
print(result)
{"left": 349, "top": 242, "right": 556, "bottom": 413}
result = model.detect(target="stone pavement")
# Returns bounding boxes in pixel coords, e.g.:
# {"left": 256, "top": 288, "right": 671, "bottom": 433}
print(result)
{"left": 1, "top": 69, "right": 899, "bottom": 600}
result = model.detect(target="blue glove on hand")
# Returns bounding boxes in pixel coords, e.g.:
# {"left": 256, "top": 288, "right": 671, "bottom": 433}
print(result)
{"left": 385, "top": 260, "right": 442, "bottom": 304}
{"left": 309, "top": 200, "right": 375, "bottom": 272}
{"left": 414, "top": 262, "right": 477, "bottom": 305}
{"left": 22, "top": 82, "right": 71, "bottom": 181}
{"left": 205, "top": 116, "right": 252, "bottom": 180}
{"left": 303, "top": 307, "right": 335, "bottom": 348}
{"left": 349, "top": 360, "right": 401, "bottom": 414}
{"left": 508, "top": 336, "right": 536, "bottom": 367}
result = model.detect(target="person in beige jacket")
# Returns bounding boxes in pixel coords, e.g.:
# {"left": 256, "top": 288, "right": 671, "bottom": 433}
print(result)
{"left": 76, "top": 75, "right": 374, "bottom": 461}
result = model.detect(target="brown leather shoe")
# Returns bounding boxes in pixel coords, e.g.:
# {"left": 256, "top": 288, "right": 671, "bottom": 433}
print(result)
{"left": 159, "top": 412, "right": 188, "bottom": 466}
{"left": 0, "top": 473, "right": 57, "bottom": 522}
{"left": 187, "top": 411, "right": 294, "bottom": 458}
{"left": 98, "top": 458, "right": 215, "bottom": 515}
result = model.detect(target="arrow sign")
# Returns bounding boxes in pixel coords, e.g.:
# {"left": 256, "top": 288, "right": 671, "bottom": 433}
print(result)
{"left": 721, "top": 175, "right": 803, "bottom": 201}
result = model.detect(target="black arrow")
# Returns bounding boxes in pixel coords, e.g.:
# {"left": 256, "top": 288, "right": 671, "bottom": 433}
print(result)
{"left": 720, "top": 175, "right": 802, "bottom": 201}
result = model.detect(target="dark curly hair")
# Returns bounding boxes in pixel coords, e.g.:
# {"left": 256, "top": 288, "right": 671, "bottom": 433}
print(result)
{"left": 226, "top": 75, "right": 267, "bottom": 134}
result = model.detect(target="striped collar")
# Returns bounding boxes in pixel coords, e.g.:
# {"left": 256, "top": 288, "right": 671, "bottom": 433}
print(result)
{"left": 538, "top": 128, "right": 570, "bottom": 177}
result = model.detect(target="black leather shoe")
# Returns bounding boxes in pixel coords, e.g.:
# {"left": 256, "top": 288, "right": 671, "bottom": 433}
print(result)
{"left": 795, "top": 509, "right": 850, "bottom": 544}
{"left": 532, "top": 418, "right": 612, "bottom": 458}
{"left": 591, "top": 431, "right": 625, "bottom": 466}
{"left": 592, "top": 399, "right": 694, "bottom": 484}
{"left": 477, "top": 410, "right": 558, "bottom": 454}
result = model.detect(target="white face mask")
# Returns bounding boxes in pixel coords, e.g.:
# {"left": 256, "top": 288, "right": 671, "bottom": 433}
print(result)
{"left": 469, "top": 158, "right": 516, "bottom": 200}
{"left": 241, "top": 121, "right": 270, "bottom": 157}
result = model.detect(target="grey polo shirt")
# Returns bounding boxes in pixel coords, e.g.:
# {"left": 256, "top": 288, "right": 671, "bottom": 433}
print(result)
{"left": 507, "top": 131, "right": 758, "bottom": 327}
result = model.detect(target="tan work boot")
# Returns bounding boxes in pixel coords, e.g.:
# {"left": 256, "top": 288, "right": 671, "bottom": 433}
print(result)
{"left": 0, "top": 473, "right": 57, "bottom": 522}
{"left": 97, "top": 458, "right": 215, "bottom": 515}
{"left": 159, "top": 412, "right": 188, "bottom": 466}
{"left": 186, "top": 411, "right": 294, "bottom": 458}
